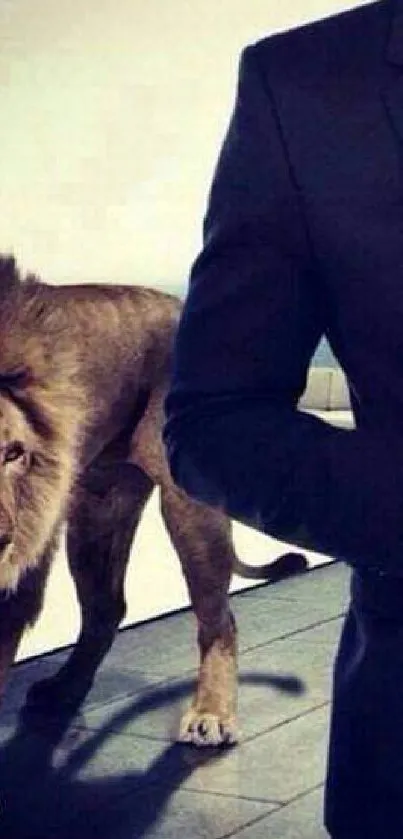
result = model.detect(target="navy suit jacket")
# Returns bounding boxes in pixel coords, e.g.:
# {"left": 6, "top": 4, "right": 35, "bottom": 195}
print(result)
{"left": 164, "top": 0, "right": 403, "bottom": 574}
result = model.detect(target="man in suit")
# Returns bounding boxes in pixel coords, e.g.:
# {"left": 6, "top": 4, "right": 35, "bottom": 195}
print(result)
{"left": 164, "top": 0, "right": 403, "bottom": 835}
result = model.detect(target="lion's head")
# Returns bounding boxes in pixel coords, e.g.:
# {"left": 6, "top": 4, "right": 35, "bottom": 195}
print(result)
{"left": 0, "top": 256, "right": 86, "bottom": 591}
{"left": 0, "top": 392, "right": 71, "bottom": 590}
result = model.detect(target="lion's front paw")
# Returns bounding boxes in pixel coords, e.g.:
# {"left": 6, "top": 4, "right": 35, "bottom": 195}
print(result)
{"left": 178, "top": 708, "right": 238, "bottom": 747}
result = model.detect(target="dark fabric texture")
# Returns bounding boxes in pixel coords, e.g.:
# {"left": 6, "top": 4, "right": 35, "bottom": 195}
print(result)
{"left": 163, "top": 1, "right": 403, "bottom": 835}
{"left": 164, "top": 0, "right": 403, "bottom": 575}
{"left": 326, "top": 567, "right": 403, "bottom": 838}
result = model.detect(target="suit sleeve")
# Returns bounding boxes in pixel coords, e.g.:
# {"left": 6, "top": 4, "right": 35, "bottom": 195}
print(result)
{"left": 163, "top": 44, "right": 403, "bottom": 575}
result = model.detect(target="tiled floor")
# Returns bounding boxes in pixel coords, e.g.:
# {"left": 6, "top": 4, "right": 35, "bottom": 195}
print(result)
{"left": 0, "top": 562, "right": 350, "bottom": 839}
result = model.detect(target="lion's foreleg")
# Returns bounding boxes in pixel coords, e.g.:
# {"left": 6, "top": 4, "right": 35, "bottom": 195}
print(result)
{"left": 0, "top": 547, "right": 54, "bottom": 702}
{"left": 27, "top": 466, "right": 153, "bottom": 712}
{"left": 0, "top": 618, "right": 24, "bottom": 701}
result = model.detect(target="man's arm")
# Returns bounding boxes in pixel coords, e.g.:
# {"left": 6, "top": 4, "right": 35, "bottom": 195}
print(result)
{"left": 164, "top": 44, "right": 403, "bottom": 574}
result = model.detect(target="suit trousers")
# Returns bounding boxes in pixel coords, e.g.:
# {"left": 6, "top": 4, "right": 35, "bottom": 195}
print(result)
{"left": 325, "top": 568, "right": 403, "bottom": 838}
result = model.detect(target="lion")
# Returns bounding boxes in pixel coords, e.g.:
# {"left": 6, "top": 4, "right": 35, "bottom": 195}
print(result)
{"left": 0, "top": 255, "right": 306, "bottom": 746}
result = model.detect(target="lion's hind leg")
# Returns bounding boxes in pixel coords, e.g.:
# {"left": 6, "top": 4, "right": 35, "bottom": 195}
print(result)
{"left": 129, "top": 387, "right": 238, "bottom": 747}
{"left": 160, "top": 483, "right": 238, "bottom": 748}
{"left": 26, "top": 463, "right": 153, "bottom": 713}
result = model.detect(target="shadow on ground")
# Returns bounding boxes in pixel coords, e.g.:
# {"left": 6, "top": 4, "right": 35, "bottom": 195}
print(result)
{"left": 0, "top": 671, "right": 305, "bottom": 838}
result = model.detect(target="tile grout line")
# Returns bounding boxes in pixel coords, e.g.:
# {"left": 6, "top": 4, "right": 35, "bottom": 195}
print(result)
{"left": 168, "top": 785, "right": 285, "bottom": 807}
{"left": 216, "top": 810, "right": 281, "bottom": 839}
{"left": 69, "top": 611, "right": 345, "bottom": 720}
{"left": 267, "top": 779, "right": 325, "bottom": 812}
{"left": 238, "top": 698, "right": 331, "bottom": 746}
{"left": 213, "top": 803, "right": 289, "bottom": 839}
{"left": 79, "top": 698, "right": 331, "bottom": 754}
{"left": 215, "top": 781, "right": 326, "bottom": 839}
{"left": 236, "top": 612, "right": 346, "bottom": 658}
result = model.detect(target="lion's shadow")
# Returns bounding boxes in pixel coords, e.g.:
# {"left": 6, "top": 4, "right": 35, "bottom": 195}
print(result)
{"left": 0, "top": 671, "right": 305, "bottom": 839}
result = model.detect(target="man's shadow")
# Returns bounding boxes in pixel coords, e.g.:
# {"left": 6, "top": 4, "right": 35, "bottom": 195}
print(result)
{"left": 0, "top": 671, "right": 305, "bottom": 839}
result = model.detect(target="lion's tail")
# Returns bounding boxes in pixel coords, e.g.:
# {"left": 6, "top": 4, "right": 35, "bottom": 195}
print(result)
{"left": 233, "top": 551, "right": 309, "bottom": 582}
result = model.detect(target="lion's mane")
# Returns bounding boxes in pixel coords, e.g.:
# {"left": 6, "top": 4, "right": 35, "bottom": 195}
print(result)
{"left": 0, "top": 257, "right": 87, "bottom": 590}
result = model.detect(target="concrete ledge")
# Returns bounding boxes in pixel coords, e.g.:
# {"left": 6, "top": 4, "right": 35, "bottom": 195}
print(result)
{"left": 305, "top": 408, "right": 355, "bottom": 429}
{"left": 298, "top": 367, "right": 354, "bottom": 429}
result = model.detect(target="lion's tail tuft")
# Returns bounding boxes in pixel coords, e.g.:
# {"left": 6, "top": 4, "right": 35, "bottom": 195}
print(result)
{"left": 233, "top": 551, "right": 309, "bottom": 582}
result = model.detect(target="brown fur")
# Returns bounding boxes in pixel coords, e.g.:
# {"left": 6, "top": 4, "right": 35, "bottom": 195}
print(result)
{"left": 0, "top": 256, "right": 306, "bottom": 746}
